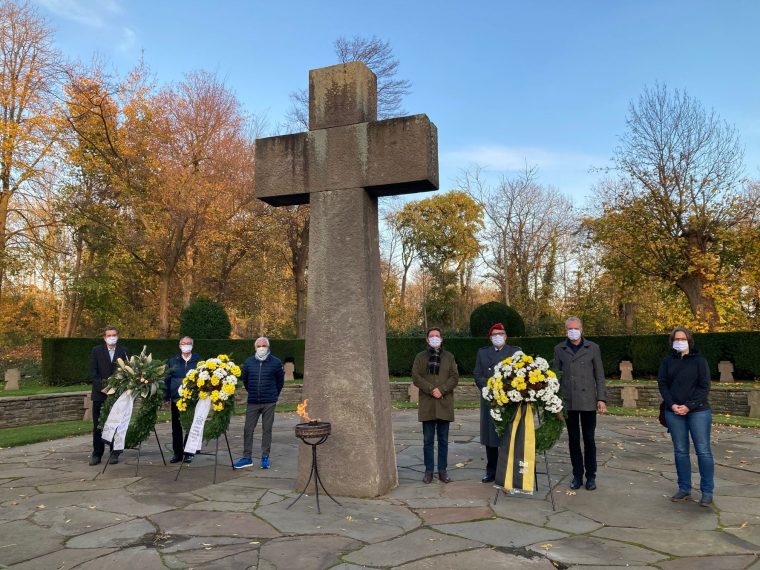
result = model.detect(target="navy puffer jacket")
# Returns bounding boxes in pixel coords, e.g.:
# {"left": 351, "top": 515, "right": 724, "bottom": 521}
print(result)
{"left": 164, "top": 353, "right": 201, "bottom": 401}
{"left": 241, "top": 353, "right": 285, "bottom": 404}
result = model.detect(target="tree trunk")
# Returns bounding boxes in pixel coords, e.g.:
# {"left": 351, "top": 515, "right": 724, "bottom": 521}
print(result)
{"left": 676, "top": 274, "right": 720, "bottom": 330}
{"left": 0, "top": 188, "right": 10, "bottom": 302}
{"left": 622, "top": 302, "right": 636, "bottom": 334}
{"left": 159, "top": 271, "right": 171, "bottom": 338}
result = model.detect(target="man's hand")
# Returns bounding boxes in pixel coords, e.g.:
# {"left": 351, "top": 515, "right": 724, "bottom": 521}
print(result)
{"left": 100, "top": 388, "right": 108, "bottom": 394}
{"left": 431, "top": 387, "right": 443, "bottom": 399}
{"left": 597, "top": 401, "right": 607, "bottom": 414}
{"left": 671, "top": 404, "right": 688, "bottom": 415}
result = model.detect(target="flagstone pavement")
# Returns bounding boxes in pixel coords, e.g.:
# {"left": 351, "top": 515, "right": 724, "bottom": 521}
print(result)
{"left": 1, "top": 409, "right": 759, "bottom": 569}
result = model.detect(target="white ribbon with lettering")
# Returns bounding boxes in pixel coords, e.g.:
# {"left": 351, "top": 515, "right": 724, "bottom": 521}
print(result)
{"left": 184, "top": 397, "right": 211, "bottom": 454}
{"left": 102, "top": 390, "right": 137, "bottom": 451}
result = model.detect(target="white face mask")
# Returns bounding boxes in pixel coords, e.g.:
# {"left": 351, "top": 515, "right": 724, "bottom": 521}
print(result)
{"left": 105, "top": 336, "right": 118, "bottom": 346}
{"left": 180, "top": 344, "right": 193, "bottom": 354}
{"left": 567, "top": 329, "right": 582, "bottom": 341}
{"left": 673, "top": 340, "right": 689, "bottom": 353}
{"left": 428, "top": 336, "right": 442, "bottom": 348}
{"left": 491, "top": 335, "right": 506, "bottom": 348}
{"left": 255, "top": 346, "right": 269, "bottom": 359}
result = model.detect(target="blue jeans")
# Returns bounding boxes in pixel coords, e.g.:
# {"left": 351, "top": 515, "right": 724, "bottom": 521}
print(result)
{"left": 665, "top": 409, "right": 714, "bottom": 495}
{"left": 422, "top": 420, "right": 450, "bottom": 473}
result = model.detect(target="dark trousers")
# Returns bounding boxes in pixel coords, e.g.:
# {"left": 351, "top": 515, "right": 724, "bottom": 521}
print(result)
{"left": 92, "top": 399, "right": 120, "bottom": 458}
{"left": 422, "top": 419, "right": 450, "bottom": 473}
{"left": 486, "top": 445, "right": 499, "bottom": 477}
{"left": 566, "top": 410, "right": 597, "bottom": 479}
{"left": 170, "top": 401, "right": 185, "bottom": 457}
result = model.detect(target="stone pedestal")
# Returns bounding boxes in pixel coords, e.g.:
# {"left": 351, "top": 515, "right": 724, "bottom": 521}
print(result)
{"left": 619, "top": 361, "right": 633, "bottom": 381}
{"left": 298, "top": 188, "right": 398, "bottom": 497}
{"left": 621, "top": 386, "right": 638, "bottom": 408}
{"left": 748, "top": 391, "right": 760, "bottom": 419}
{"left": 283, "top": 361, "right": 295, "bottom": 382}
{"left": 718, "top": 361, "right": 734, "bottom": 382}
{"left": 82, "top": 393, "right": 92, "bottom": 421}
{"left": 4, "top": 368, "right": 20, "bottom": 390}
{"left": 408, "top": 384, "right": 420, "bottom": 404}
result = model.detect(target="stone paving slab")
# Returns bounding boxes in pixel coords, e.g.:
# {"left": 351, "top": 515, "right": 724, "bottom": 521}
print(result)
{"left": 344, "top": 528, "right": 483, "bottom": 566}
{"left": 1, "top": 410, "right": 760, "bottom": 569}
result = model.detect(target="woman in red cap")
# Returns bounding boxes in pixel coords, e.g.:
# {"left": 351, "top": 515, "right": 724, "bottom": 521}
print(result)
{"left": 473, "top": 323, "right": 520, "bottom": 482}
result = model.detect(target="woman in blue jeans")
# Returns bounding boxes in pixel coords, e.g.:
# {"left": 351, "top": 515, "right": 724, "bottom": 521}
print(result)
{"left": 657, "top": 327, "right": 714, "bottom": 507}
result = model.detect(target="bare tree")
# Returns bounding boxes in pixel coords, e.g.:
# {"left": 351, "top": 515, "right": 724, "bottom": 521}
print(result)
{"left": 586, "top": 84, "right": 756, "bottom": 329}
{"left": 284, "top": 35, "right": 412, "bottom": 131}
{"left": 459, "top": 165, "right": 575, "bottom": 325}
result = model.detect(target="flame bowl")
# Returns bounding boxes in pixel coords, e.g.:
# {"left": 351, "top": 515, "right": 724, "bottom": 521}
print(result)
{"left": 295, "top": 421, "right": 331, "bottom": 438}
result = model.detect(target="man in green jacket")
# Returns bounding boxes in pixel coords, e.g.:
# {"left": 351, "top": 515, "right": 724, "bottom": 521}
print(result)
{"left": 412, "top": 327, "right": 460, "bottom": 484}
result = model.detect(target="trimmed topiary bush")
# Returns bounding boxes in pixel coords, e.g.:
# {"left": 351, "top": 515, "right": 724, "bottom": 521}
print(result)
{"left": 179, "top": 297, "right": 232, "bottom": 340}
{"left": 469, "top": 301, "right": 526, "bottom": 337}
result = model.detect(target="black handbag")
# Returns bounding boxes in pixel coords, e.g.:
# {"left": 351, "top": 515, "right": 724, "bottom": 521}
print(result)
{"left": 658, "top": 401, "right": 668, "bottom": 428}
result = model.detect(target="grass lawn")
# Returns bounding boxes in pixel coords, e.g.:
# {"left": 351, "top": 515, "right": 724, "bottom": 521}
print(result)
{"left": 0, "top": 384, "right": 90, "bottom": 398}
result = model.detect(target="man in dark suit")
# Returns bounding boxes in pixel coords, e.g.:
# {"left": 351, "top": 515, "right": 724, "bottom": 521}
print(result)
{"left": 474, "top": 323, "right": 521, "bottom": 482}
{"left": 89, "top": 326, "right": 128, "bottom": 465}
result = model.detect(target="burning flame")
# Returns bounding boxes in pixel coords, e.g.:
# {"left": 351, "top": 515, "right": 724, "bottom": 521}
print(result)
{"left": 296, "top": 399, "right": 315, "bottom": 422}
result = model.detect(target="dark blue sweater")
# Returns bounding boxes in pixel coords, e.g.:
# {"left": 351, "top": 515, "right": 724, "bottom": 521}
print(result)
{"left": 657, "top": 350, "right": 711, "bottom": 412}
{"left": 164, "top": 353, "right": 201, "bottom": 401}
{"left": 241, "top": 354, "right": 284, "bottom": 404}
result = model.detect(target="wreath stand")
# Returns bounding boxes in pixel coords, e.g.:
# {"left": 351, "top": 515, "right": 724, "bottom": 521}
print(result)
{"left": 492, "top": 408, "right": 557, "bottom": 511}
{"left": 174, "top": 431, "right": 234, "bottom": 484}
{"left": 101, "top": 427, "right": 167, "bottom": 476}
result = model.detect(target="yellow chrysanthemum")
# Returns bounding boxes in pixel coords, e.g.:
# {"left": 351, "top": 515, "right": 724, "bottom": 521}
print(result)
{"left": 222, "top": 383, "right": 235, "bottom": 395}
{"left": 197, "top": 361, "right": 206, "bottom": 368}
{"left": 187, "top": 370, "right": 197, "bottom": 379}
{"left": 197, "top": 378, "right": 205, "bottom": 387}
{"left": 199, "top": 391, "right": 208, "bottom": 400}
{"left": 212, "top": 403, "right": 224, "bottom": 412}
{"left": 206, "top": 360, "right": 218, "bottom": 370}
{"left": 176, "top": 400, "right": 187, "bottom": 412}
{"left": 210, "top": 390, "right": 220, "bottom": 402}
{"left": 547, "top": 370, "right": 557, "bottom": 378}
{"left": 211, "top": 377, "right": 220, "bottom": 386}
{"left": 230, "top": 365, "right": 241, "bottom": 377}
{"left": 219, "top": 354, "right": 229, "bottom": 363}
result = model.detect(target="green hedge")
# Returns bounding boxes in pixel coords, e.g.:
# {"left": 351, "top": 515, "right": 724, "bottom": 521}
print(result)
{"left": 41, "top": 332, "right": 760, "bottom": 386}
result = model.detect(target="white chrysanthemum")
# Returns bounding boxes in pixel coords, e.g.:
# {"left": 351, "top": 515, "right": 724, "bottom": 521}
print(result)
{"left": 527, "top": 389, "right": 536, "bottom": 402}
{"left": 199, "top": 370, "right": 210, "bottom": 381}
{"left": 547, "top": 377, "right": 560, "bottom": 391}
{"left": 490, "top": 409, "right": 502, "bottom": 422}
{"left": 515, "top": 368, "right": 526, "bottom": 377}
{"left": 481, "top": 387, "right": 490, "bottom": 399}
{"left": 218, "top": 391, "right": 229, "bottom": 401}
{"left": 213, "top": 368, "right": 227, "bottom": 379}
{"left": 507, "top": 389, "right": 523, "bottom": 402}
{"left": 535, "top": 357, "right": 549, "bottom": 371}
{"left": 511, "top": 351, "right": 524, "bottom": 360}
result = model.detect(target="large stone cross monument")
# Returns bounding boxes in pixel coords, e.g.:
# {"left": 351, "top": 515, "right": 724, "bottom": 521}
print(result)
{"left": 255, "top": 62, "right": 438, "bottom": 497}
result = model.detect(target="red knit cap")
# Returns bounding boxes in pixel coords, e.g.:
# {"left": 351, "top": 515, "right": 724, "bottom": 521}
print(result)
{"left": 488, "top": 323, "right": 506, "bottom": 336}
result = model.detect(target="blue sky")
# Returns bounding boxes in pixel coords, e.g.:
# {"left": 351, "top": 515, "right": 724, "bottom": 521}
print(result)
{"left": 35, "top": 0, "right": 760, "bottom": 205}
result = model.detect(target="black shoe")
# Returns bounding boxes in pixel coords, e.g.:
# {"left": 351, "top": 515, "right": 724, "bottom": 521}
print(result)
{"left": 423, "top": 471, "right": 433, "bottom": 484}
{"left": 108, "top": 454, "right": 119, "bottom": 465}
{"left": 170, "top": 455, "right": 183, "bottom": 464}
{"left": 481, "top": 474, "right": 496, "bottom": 483}
{"left": 585, "top": 478, "right": 597, "bottom": 491}
{"left": 89, "top": 455, "right": 101, "bottom": 466}
{"left": 569, "top": 477, "right": 583, "bottom": 490}
{"left": 183, "top": 454, "right": 193, "bottom": 464}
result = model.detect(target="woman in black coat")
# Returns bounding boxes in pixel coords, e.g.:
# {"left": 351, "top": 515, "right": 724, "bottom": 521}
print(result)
{"left": 657, "top": 327, "right": 714, "bottom": 507}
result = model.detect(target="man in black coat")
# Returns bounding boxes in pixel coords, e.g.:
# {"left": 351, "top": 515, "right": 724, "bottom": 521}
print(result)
{"left": 473, "top": 322, "right": 521, "bottom": 483}
{"left": 88, "top": 326, "right": 128, "bottom": 465}
{"left": 163, "top": 336, "right": 200, "bottom": 463}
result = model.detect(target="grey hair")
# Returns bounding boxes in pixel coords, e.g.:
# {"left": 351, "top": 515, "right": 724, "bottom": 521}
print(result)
{"left": 103, "top": 325, "right": 119, "bottom": 335}
{"left": 180, "top": 336, "right": 193, "bottom": 344}
{"left": 564, "top": 316, "right": 582, "bottom": 328}
{"left": 255, "top": 336, "right": 270, "bottom": 347}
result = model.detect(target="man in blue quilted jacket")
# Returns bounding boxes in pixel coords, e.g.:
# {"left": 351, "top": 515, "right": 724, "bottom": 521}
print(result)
{"left": 233, "top": 337, "right": 285, "bottom": 469}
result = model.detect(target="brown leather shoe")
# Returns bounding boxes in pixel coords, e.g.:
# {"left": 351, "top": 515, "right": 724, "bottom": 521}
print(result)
{"left": 438, "top": 471, "right": 451, "bottom": 483}
{"left": 422, "top": 471, "right": 433, "bottom": 484}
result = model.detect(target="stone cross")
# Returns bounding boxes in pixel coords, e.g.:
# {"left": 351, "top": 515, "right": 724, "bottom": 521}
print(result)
{"left": 718, "top": 361, "right": 734, "bottom": 382}
{"left": 283, "top": 361, "right": 295, "bottom": 382}
{"left": 620, "top": 386, "right": 638, "bottom": 408}
{"left": 255, "top": 62, "right": 438, "bottom": 497}
{"left": 619, "top": 360, "right": 633, "bottom": 381}
{"left": 4, "top": 368, "right": 20, "bottom": 391}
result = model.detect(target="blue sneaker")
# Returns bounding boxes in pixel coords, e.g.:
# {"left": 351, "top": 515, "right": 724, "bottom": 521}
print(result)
{"left": 260, "top": 455, "right": 270, "bottom": 469}
{"left": 233, "top": 457, "right": 253, "bottom": 469}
